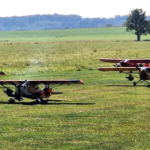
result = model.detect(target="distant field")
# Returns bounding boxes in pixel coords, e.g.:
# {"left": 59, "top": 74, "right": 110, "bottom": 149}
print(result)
{"left": 0, "top": 39, "right": 150, "bottom": 75}
{"left": 1, "top": 27, "right": 150, "bottom": 42}
{"left": 1, "top": 27, "right": 150, "bottom": 149}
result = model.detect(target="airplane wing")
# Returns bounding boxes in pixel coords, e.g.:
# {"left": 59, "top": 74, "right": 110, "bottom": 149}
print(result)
{"left": 97, "top": 67, "right": 139, "bottom": 72}
{"left": 26, "top": 80, "right": 84, "bottom": 85}
{"left": 99, "top": 58, "right": 122, "bottom": 63}
{"left": 127, "top": 59, "right": 150, "bottom": 63}
{"left": 99, "top": 58, "right": 150, "bottom": 63}
{"left": 0, "top": 79, "right": 84, "bottom": 86}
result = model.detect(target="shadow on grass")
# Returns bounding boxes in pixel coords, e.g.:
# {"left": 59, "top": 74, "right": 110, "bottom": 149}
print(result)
{"left": 146, "top": 85, "right": 150, "bottom": 88}
{"left": 107, "top": 84, "right": 148, "bottom": 87}
{"left": 143, "top": 39, "right": 150, "bottom": 41}
{"left": 0, "top": 99, "right": 95, "bottom": 105}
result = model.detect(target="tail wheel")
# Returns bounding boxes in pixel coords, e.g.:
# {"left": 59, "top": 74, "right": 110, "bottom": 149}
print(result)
{"left": 8, "top": 98, "right": 15, "bottom": 103}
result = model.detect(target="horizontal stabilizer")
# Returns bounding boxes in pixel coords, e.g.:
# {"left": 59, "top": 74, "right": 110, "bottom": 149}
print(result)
{"left": 51, "top": 92, "right": 63, "bottom": 94}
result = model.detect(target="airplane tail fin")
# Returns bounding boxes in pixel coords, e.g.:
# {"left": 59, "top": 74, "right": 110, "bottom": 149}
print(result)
{"left": 144, "top": 63, "right": 149, "bottom": 67}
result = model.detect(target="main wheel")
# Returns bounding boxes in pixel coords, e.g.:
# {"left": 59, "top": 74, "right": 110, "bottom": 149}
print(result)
{"left": 8, "top": 98, "right": 15, "bottom": 103}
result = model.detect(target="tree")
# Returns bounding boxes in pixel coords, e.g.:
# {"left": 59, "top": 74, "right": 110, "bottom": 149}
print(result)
{"left": 126, "top": 9, "right": 150, "bottom": 41}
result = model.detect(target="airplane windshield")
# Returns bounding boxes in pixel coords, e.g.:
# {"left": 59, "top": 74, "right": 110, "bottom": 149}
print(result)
{"left": 27, "top": 82, "right": 41, "bottom": 91}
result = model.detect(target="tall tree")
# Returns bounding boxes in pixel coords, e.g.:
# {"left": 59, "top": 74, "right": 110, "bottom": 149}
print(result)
{"left": 126, "top": 9, "right": 150, "bottom": 41}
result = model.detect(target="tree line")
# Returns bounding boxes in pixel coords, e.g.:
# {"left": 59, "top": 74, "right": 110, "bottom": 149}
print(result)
{"left": 0, "top": 9, "right": 150, "bottom": 41}
{"left": 0, "top": 14, "right": 131, "bottom": 31}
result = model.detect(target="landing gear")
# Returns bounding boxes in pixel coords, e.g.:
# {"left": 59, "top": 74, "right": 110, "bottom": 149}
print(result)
{"left": 133, "top": 80, "right": 150, "bottom": 86}
{"left": 133, "top": 82, "right": 136, "bottom": 86}
{"left": 4, "top": 88, "right": 13, "bottom": 97}
{"left": 126, "top": 75, "right": 134, "bottom": 81}
{"left": 36, "top": 97, "right": 49, "bottom": 104}
{"left": 8, "top": 98, "right": 15, "bottom": 103}
{"left": 36, "top": 98, "right": 41, "bottom": 103}
{"left": 4, "top": 88, "right": 23, "bottom": 102}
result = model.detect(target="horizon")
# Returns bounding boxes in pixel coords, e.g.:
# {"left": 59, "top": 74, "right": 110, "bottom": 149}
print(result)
{"left": 0, "top": 13, "right": 128, "bottom": 19}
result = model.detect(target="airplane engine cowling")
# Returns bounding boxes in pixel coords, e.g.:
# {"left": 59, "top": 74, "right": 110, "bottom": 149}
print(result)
{"left": 41, "top": 88, "right": 52, "bottom": 97}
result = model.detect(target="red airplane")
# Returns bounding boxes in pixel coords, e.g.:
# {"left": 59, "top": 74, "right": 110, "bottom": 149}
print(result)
{"left": 98, "top": 58, "right": 150, "bottom": 86}
{"left": 97, "top": 66, "right": 150, "bottom": 86}
{"left": 0, "top": 79, "right": 84, "bottom": 103}
{"left": 99, "top": 58, "right": 150, "bottom": 67}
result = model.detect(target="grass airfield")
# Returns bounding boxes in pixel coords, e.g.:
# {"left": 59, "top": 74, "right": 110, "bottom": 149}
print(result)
{"left": 1, "top": 27, "right": 150, "bottom": 149}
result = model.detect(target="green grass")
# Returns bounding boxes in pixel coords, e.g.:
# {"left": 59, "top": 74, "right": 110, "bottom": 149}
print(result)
{"left": 0, "top": 40, "right": 150, "bottom": 75}
{"left": 0, "top": 27, "right": 150, "bottom": 42}
{"left": 0, "top": 27, "right": 150, "bottom": 149}
{"left": 1, "top": 71, "right": 150, "bottom": 149}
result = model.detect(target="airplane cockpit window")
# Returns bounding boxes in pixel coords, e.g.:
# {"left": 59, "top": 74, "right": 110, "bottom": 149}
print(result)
{"left": 34, "top": 85, "right": 39, "bottom": 90}
{"left": 27, "top": 82, "right": 31, "bottom": 88}
{"left": 27, "top": 82, "right": 41, "bottom": 91}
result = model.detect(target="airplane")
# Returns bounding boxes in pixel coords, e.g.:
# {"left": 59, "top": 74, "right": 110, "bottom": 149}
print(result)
{"left": 97, "top": 66, "right": 150, "bottom": 86}
{"left": 99, "top": 58, "right": 150, "bottom": 67}
{"left": 98, "top": 58, "right": 150, "bottom": 86}
{"left": 0, "top": 79, "right": 84, "bottom": 103}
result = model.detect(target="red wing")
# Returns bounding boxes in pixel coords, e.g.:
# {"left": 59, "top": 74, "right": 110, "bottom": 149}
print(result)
{"left": 97, "top": 67, "right": 139, "bottom": 71}
{"left": 128, "top": 59, "right": 150, "bottom": 63}
{"left": 0, "top": 80, "right": 84, "bottom": 85}
{"left": 100, "top": 58, "right": 150, "bottom": 63}
{"left": 99, "top": 58, "right": 123, "bottom": 63}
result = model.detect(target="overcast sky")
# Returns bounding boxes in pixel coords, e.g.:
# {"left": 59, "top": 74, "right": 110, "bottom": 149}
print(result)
{"left": 1, "top": 0, "right": 150, "bottom": 18}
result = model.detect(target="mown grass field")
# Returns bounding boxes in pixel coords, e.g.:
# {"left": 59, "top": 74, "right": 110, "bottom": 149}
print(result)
{"left": 1, "top": 27, "right": 150, "bottom": 149}
{"left": 1, "top": 26, "right": 150, "bottom": 42}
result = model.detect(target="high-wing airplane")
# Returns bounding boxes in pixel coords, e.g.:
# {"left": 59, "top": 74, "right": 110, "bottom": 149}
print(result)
{"left": 0, "top": 79, "right": 84, "bottom": 103}
{"left": 99, "top": 58, "right": 150, "bottom": 67}
{"left": 97, "top": 66, "right": 150, "bottom": 86}
{"left": 99, "top": 58, "right": 150, "bottom": 86}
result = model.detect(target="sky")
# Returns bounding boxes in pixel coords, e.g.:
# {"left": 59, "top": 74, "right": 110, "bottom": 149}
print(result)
{"left": 1, "top": 0, "right": 150, "bottom": 18}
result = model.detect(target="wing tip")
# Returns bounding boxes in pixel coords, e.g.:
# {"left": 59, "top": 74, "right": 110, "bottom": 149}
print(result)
{"left": 80, "top": 80, "right": 84, "bottom": 84}
{"left": 69, "top": 79, "right": 84, "bottom": 84}
{"left": 97, "top": 68, "right": 104, "bottom": 71}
